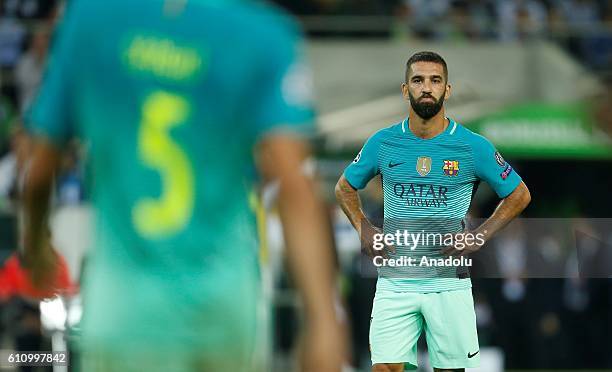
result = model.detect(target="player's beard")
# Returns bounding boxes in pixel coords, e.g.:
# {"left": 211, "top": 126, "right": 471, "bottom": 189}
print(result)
{"left": 409, "top": 91, "right": 445, "bottom": 120}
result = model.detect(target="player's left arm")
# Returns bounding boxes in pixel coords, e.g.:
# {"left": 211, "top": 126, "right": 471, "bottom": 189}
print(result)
{"left": 477, "top": 181, "right": 531, "bottom": 242}
{"left": 21, "top": 139, "right": 62, "bottom": 288}
{"left": 20, "top": 0, "right": 81, "bottom": 288}
{"left": 443, "top": 181, "right": 530, "bottom": 256}
{"left": 444, "top": 138, "right": 531, "bottom": 256}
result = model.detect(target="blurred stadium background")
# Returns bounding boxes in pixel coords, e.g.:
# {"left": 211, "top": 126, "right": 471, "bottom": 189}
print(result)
{"left": 0, "top": 0, "right": 611, "bottom": 371}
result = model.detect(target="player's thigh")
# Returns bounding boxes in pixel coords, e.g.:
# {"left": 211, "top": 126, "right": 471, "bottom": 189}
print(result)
{"left": 370, "top": 291, "right": 423, "bottom": 367}
{"left": 421, "top": 288, "right": 479, "bottom": 369}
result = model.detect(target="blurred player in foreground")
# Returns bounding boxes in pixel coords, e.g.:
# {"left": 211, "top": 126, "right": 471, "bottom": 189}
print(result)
{"left": 335, "top": 51, "right": 531, "bottom": 372}
{"left": 22, "top": 0, "right": 345, "bottom": 371}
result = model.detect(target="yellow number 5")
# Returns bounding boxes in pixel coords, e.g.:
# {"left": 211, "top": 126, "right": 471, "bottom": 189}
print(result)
{"left": 132, "top": 91, "right": 194, "bottom": 239}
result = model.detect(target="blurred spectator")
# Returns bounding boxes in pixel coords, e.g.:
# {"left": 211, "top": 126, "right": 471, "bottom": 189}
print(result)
{"left": 442, "top": 1, "right": 471, "bottom": 41}
{"left": 595, "top": 80, "right": 612, "bottom": 135}
{"left": 0, "top": 5, "right": 26, "bottom": 108}
{"left": 558, "top": 0, "right": 601, "bottom": 28}
{"left": 556, "top": 0, "right": 603, "bottom": 63}
{"left": 0, "top": 298, "right": 47, "bottom": 372}
{"left": 466, "top": 0, "right": 498, "bottom": 39}
{"left": 496, "top": 0, "right": 549, "bottom": 41}
{"left": 0, "top": 229, "right": 75, "bottom": 372}
{"left": 579, "top": 2, "right": 612, "bottom": 69}
{"left": 56, "top": 142, "right": 85, "bottom": 206}
{"left": 439, "top": 0, "right": 499, "bottom": 41}
{"left": 398, "top": 0, "right": 451, "bottom": 39}
{"left": 0, "top": 144, "right": 18, "bottom": 203}
{"left": 0, "top": 95, "right": 17, "bottom": 154}
{"left": 15, "top": 28, "right": 49, "bottom": 112}
{"left": 2, "top": 0, "right": 58, "bottom": 19}
{"left": 0, "top": 124, "right": 28, "bottom": 207}
{"left": 0, "top": 9, "right": 26, "bottom": 69}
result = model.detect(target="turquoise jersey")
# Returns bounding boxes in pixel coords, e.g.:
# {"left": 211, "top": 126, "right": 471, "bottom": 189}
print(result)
{"left": 344, "top": 118, "right": 521, "bottom": 293}
{"left": 27, "top": 0, "right": 313, "bottom": 353}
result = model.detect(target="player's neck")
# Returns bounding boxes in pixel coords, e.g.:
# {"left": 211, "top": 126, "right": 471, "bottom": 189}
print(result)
{"left": 408, "top": 110, "right": 448, "bottom": 139}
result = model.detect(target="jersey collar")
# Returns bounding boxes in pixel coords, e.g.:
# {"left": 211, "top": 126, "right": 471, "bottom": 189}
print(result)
{"left": 401, "top": 117, "right": 457, "bottom": 139}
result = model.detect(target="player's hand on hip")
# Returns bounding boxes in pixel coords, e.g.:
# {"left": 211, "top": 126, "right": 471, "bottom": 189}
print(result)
{"left": 361, "top": 222, "right": 395, "bottom": 259}
{"left": 300, "top": 317, "right": 347, "bottom": 372}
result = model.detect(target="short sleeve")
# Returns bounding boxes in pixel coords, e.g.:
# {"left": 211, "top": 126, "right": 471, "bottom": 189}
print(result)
{"left": 253, "top": 17, "right": 314, "bottom": 139}
{"left": 344, "top": 133, "right": 381, "bottom": 190}
{"left": 473, "top": 135, "right": 521, "bottom": 198}
{"left": 25, "top": 1, "right": 81, "bottom": 146}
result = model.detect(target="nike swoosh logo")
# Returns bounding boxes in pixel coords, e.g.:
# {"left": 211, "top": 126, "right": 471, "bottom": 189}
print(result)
{"left": 388, "top": 161, "right": 405, "bottom": 168}
{"left": 467, "top": 350, "right": 479, "bottom": 358}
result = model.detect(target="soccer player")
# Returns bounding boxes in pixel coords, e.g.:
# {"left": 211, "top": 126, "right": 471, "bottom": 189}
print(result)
{"left": 335, "top": 51, "right": 531, "bottom": 372}
{"left": 22, "top": 1, "right": 345, "bottom": 371}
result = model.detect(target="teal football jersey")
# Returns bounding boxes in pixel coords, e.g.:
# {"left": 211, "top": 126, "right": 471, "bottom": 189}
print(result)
{"left": 27, "top": 0, "right": 314, "bottom": 351}
{"left": 345, "top": 118, "right": 521, "bottom": 293}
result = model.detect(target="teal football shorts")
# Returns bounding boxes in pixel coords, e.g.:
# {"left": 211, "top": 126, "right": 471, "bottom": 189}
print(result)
{"left": 369, "top": 288, "right": 480, "bottom": 370}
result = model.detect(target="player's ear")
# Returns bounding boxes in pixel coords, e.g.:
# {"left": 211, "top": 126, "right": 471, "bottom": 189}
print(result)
{"left": 445, "top": 83, "right": 451, "bottom": 100}
{"left": 401, "top": 83, "right": 409, "bottom": 100}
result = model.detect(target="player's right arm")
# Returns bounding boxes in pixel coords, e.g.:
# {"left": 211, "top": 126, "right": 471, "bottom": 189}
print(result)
{"left": 335, "top": 134, "right": 392, "bottom": 258}
{"left": 335, "top": 175, "right": 386, "bottom": 258}
{"left": 335, "top": 174, "right": 368, "bottom": 236}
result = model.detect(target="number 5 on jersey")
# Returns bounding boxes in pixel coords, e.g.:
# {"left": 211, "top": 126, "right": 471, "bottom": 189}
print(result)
{"left": 132, "top": 91, "right": 195, "bottom": 239}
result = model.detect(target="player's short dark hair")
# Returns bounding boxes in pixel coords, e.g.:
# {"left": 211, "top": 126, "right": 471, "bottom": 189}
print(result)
{"left": 405, "top": 51, "right": 448, "bottom": 82}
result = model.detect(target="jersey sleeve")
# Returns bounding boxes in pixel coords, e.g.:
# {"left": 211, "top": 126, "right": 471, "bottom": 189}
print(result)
{"left": 252, "top": 17, "right": 315, "bottom": 140}
{"left": 343, "top": 133, "right": 381, "bottom": 190}
{"left": 472, "top": 135, "right": 521, "bottom": 198}
{"left": 24, "top": 1, "right": 81, "bottom": 146}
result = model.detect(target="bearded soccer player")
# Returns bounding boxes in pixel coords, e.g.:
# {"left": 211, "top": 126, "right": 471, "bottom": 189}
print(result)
{"left": 22, "top": 1, "right": 345, "bottom": 371}
{"left": 335, "top": 51, "right": 531, "bottom": 372}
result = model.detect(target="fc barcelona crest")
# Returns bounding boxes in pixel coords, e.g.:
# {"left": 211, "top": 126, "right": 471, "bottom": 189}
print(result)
{"left": 416, "top": 156, "right": 432, "bottom": 176}
{"left": 443, "top": 160, "right": 459, "bottom": 176}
